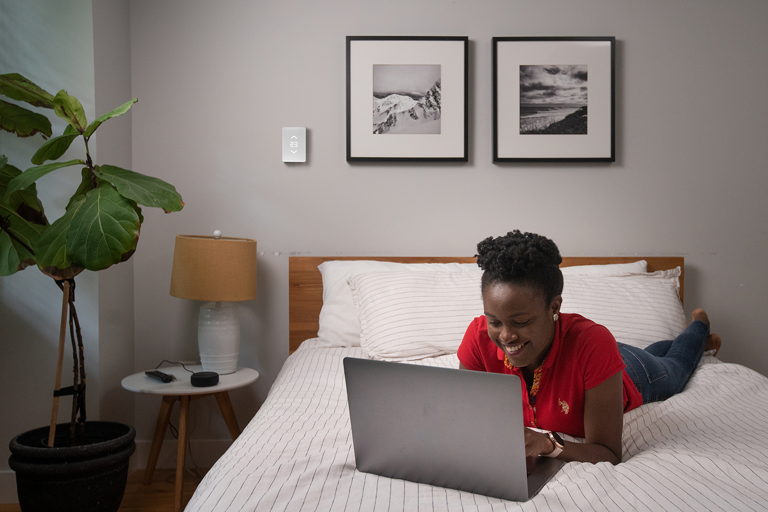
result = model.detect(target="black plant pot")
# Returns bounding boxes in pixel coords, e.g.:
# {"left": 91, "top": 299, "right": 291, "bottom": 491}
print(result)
{"left": 8, "top": 421, "right": 135, "bottom": 512}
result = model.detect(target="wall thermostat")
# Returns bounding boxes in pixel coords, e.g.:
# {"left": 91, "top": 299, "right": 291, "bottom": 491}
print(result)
{"left": 282, "top": 127, "right": 306, "bottom": 163}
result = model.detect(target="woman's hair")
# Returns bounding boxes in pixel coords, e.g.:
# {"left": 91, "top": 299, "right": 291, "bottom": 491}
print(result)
{"left": 476, "top": 230, "right": 564, "bottom": 304}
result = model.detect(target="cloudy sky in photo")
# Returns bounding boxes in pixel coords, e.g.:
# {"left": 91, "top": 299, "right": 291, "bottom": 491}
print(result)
{"left": 520, "top": 65, "right": 587, "bottom": 105}
{"left": 373, "top": 64, "right": 440, "bottom": 98}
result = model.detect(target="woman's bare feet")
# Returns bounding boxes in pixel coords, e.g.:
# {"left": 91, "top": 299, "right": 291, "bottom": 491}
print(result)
{"left": 705, "top": 333, "right": 722, "bottom": 356}
{"left": 692, "top": 309, "right": 721, "bottom": 355}
{"left": 691, "top": 308, "right": 709, "bottom": 326}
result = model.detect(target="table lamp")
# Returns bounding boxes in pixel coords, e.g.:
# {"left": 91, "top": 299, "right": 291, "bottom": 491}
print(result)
{"left": 170, "top": 232, "right": 257, "bottom": 374}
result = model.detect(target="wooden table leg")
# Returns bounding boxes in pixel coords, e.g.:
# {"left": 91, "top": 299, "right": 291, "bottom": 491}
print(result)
{"left": 144, "top": 395, "right": 176, "bottom": 484}
{"left": 214, "top": 391, "right": 241, "bottom": 440}
{"left": 175, "top": 395, "right": 190, "bottom": 512}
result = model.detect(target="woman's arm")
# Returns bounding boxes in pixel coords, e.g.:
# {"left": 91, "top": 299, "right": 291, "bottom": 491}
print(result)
{"left": 525, "top": 371, "right": 624, "bottom": 464}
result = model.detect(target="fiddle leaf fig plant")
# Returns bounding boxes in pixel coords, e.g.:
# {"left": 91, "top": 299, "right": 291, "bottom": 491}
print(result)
{"left": 0, "top": 73, "right": 183, "bottom": 278}
{"left": 0, "top": 72, "right": 183, "bottom": 443}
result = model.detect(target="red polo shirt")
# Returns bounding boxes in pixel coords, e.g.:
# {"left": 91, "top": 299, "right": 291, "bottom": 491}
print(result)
{"left": 457, "top": 313, "right": 643, "bottom": 438}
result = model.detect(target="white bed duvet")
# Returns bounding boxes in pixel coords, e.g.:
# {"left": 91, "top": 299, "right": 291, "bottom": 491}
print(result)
{"left": 186, "top": 341, "right": 768, "bottom": 511}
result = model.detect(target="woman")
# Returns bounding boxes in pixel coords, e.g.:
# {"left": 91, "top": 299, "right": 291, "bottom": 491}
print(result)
{"left": 457, "top": 230, "right": 721, "bottom": 464}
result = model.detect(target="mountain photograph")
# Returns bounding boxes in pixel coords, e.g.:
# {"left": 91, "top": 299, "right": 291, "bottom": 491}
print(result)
{"left": 372, "top": 64, "right": 441, "bottom": 134}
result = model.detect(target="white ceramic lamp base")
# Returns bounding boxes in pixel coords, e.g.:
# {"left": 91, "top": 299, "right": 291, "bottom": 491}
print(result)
{"left": 197, "top": 301, "right": 240, "bottom": 375}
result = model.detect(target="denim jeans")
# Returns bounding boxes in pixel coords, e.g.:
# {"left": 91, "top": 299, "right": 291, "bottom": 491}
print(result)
{"left": 619, "top": 320, "right": 709, "bottom": 404}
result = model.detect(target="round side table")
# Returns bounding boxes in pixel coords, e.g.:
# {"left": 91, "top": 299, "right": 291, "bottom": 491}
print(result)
{"left": 121, "top": 366, "right": 259, "bottom": 511}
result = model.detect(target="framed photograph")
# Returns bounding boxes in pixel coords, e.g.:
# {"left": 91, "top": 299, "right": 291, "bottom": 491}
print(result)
{"left": 346, "top": 36, "right": 468, "bottom": 162}
{"left": 493, "top": 37, "right": 615, "bottom": 162}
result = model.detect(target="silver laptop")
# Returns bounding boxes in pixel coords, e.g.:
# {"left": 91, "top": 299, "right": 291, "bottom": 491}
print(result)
{"left": 343, "top": 357, "right": 564, "bottom": 502}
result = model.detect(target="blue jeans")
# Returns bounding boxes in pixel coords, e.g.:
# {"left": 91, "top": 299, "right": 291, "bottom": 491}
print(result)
{"left": 619, "top": 320, "right": 709, "bottom": 404}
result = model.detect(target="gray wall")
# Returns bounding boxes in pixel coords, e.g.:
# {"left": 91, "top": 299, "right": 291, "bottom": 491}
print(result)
{"left": 129, "top": 0, "right": 768, "bottom": 418}
{"left": 93, "top": 0, "right": 135, "bottom": 428}
{"left": 2, "top": 0, "right": 768, "bottom": 501}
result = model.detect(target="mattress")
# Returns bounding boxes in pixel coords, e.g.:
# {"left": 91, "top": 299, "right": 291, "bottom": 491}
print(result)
{"left": 186, "top": 340, "right": 768, "bottom": 511}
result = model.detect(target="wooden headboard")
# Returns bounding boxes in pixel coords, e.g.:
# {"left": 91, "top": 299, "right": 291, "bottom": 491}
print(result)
{"left": 288, "top": 256, "right": 684, "bottom": 353}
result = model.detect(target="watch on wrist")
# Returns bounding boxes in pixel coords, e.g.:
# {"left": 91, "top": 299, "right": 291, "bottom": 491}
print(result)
{"left": 543, "top": 431, "right": 565, "bottom": 458}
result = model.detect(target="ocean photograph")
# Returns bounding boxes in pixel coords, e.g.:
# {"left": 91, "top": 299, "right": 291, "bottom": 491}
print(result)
{"left": 519, "top": 65, "right": 587, "bottom": 135}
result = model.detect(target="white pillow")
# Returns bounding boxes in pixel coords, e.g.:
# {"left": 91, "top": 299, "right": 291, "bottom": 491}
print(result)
{"left": 316, "top": 259, "right": 647, "bottom": 346}
{"left": 317, "top": 261, "right": 478, "bottom": 346}
{"left": 348, "top": 270, "right": 483, "bottom": 360}
{"left": 560, "top": 269, "right": 685, "bottom": 349}
{"left": 561, "top": 260, "right": 647, "bottom": 276}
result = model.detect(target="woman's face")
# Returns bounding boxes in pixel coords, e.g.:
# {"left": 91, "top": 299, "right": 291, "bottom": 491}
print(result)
{"left": 482, "top": 281, "right": 561, "bottom": 370}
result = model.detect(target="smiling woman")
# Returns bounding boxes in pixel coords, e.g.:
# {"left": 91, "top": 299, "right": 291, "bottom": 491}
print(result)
{"left": 457, "top": 230, "right": 720, "bottom": 465}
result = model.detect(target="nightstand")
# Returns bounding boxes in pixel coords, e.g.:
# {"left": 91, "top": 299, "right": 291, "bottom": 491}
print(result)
{"left": 121, "top": 366, "right": 259, "bottom": 511}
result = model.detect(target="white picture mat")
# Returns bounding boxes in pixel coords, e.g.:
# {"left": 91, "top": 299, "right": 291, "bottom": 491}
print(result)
{"left": 349, "top": 39, "right": 466, "bottom": 158}
{"left": 496, "top": 40, "right": 612, "bottom": 159}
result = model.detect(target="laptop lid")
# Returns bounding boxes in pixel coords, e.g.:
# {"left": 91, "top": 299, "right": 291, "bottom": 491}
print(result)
{"left": 343, "top": 357, "right": 563, "bottom": 501}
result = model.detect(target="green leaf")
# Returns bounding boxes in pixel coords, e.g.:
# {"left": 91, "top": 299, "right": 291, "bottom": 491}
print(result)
{"left": 66, "top": 167, "right": 96, "bottom": 210}
{"left": 31, "top": 128, "right": 80, "bottom": 164}
{"left": 0, "top": 99, "right": 53, "bottom": 138}
{"left": 66, "top": 183, "right": 141, "bottom": 270}
{"left": 95, "top": 165, "right": 184, "bottom": 213}
{"left": 0, "top": 73, "right": 55, "bottom": 108}
{"left": 0, "top": 202, "right": 43, "bottom": 275}
{"left": 53, "top": 90, "right": 87, "bottom": 133}
{"left": 3, "top": 159, "right": 83, "bottom": 201}
{"left": 0, "top": 231, "right": 29, "bottom": 275}
{"left": 33, "top": 196, "right": 85, "bottom": 279}
{"left": 0, "top": 161, "right": 48, "bottom": 225}
{"left": 84, "top": 98, "right": 137, "bottom": 139}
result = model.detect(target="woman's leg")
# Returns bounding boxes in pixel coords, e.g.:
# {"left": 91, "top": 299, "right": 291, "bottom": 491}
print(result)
{"left": 621, "top": 309, "right": 714, "bottom": 404}
{"left": 620, "top": 343, "right": 678, "bottom": 403}
{"left": 643, "top": 340, "right": 672, "bottom": 357}
{"left": 660, "top": 309, "right": 710, "bottom": 372}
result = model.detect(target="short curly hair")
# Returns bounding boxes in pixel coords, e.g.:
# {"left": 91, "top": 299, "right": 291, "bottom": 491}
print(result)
{"left": 476, "top": 230, "right": 563, "bottom": 304}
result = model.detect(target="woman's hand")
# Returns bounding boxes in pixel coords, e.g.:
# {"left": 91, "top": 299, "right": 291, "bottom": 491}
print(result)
{"left": 524, "top": 427, "right": 554, "bottom": 457}
{"left": 523, "top": 371, "right": 624, "bottom": 464}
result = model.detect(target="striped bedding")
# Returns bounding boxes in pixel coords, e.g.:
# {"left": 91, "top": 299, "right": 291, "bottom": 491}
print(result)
{"left": 186, "top": 340, "right": 768, "bottom": 511}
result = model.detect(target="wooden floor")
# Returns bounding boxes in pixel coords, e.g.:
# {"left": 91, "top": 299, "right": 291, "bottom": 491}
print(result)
{"left": 0, "top": 469, "right": 206, "bottom": 512}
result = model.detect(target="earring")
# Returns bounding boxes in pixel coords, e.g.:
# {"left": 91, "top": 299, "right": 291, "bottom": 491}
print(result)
{"left": 553, "top": 313, "right": 559, "bottom": 322}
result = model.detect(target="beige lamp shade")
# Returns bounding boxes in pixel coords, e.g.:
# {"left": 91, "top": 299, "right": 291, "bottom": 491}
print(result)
{"left": 170, "top": 235, "right": 257, "bottom": 302}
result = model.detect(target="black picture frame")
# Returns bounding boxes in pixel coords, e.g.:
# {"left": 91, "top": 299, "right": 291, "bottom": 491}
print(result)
{"left": 346, "top": 36, "right": 468, "bottom": 162}
{"left": 493, "top": 37, "right": 615, "bottom": 162}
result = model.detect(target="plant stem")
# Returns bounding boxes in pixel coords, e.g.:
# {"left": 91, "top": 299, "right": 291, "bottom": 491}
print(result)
{"left": 51, "top": 278, "right": 87, "bottom": 445}
{"left": 83, "top": 137, "right": 97, "bottom": 188}
{"left": 65, "top": 279, "right": 86, "bottom": 442}
{"left": 70, "top": 290, "right": 87, "bottom": 424}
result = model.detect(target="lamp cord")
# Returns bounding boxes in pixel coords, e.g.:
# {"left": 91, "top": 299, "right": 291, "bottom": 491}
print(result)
{"left": 155, "top": 359, "right": 197, "bottom": 373}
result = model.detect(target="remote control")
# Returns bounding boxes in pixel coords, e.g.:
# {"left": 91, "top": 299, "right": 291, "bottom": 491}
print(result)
{"left": 145, "top": 370, "right": 174, "bottom": 383}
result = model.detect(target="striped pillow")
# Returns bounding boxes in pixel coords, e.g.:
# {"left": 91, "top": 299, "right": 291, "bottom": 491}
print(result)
{"left": 560, "top": 270, "right": 686, "bottom": 348}
{"left": 348, "top": 270, "right": 483, "bottom": 361}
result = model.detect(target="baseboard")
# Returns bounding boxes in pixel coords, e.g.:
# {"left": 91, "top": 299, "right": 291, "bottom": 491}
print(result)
{"left": 0, "top": 471, "right": 16, "bottom": 505}
{"left": 131, "top": 438, "right": 231, "bottom": 472}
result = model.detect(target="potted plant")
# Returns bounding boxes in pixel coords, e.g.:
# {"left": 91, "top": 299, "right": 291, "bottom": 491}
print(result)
{"left": 0, "top": 73, "right": 183, "bottom": 511}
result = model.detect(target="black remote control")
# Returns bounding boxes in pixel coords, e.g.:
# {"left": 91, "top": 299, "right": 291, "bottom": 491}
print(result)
{"left": 145, "top": 370, "right": 174, "bottom": 383}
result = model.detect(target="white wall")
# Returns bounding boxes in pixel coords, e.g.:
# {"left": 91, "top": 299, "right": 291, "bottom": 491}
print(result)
{"left": 126, "top": 0, "right": 768, "bottom": 453}
{"left": 0, "top": 0, "right": 98, "bottom": 501}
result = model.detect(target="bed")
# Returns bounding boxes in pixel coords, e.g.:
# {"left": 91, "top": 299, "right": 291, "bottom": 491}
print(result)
{"left": 186, "top": 256, "right": 768, "bottom": 511}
